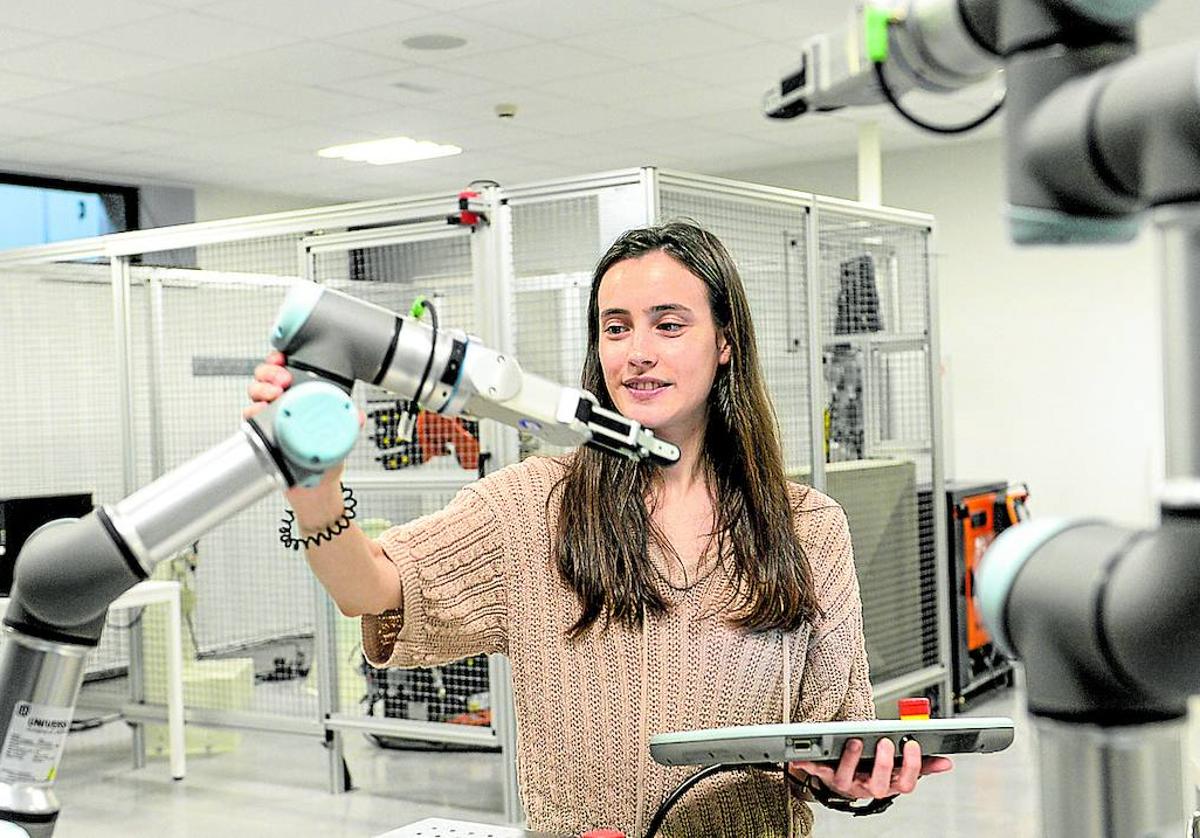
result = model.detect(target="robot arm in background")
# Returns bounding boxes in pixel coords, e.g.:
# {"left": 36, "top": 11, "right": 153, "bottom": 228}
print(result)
{"left": 0, "top": 283, "right": 678, "bottom": 837}
{"left": 765, "top": 0, "right": 1200, "bottom": 244}
{"left": 765, "top": 3, "right": 1200, "bottom": 835}
{"left": 763, "top": 0, "right": 999, "bottom": 119}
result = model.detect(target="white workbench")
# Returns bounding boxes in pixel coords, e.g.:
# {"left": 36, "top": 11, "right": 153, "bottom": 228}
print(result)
{"left": 0, "top": 579, "right": 186, "bottom": 780}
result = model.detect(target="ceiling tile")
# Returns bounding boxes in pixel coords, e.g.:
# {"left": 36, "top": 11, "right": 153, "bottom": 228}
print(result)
{"left": 459, "top": 42, "right": 620, "bottom": 87}
{"left": 230, "top": 122, "right": 395, "bottom": 155}
{"left": 505, "top": 135, "right": 649, "bottom": 168}
{"left": 327, "top": 65, "right": 504, "bottom": 106}
{"left": 83, "top": 10, "right": 304, "bottom": 62}
{"left": 78, "top": 151, "right": 198, "bottom": 179}
{"left": 13, "top": 0, "right": 167, "bottom": 37}
{"left": 430, "top": 121, "right": 564, "bottom": 155}
{"left": 0, "top": 138, "right": 112, "bottom": 167}
{"left": 457, "top": 0, "right": 678, "bottom": 40}
{"left": 112, "top": 65, "right": 255, "bottom": 103}
{"left": 621, "top": 85, "right": 751, "bottom": 122}
{"left": 337, "top": 103, "right": 491, "bottom": 137}
{"left": 650, "top": 42, "right": 801, "bottom": 86}
{"left": 562, "top": 15, "right": 760, "bottom": 63}
{"left": 420, "top": 87, "right": 588, "bottom": 126}
{"left": 0, "top": 105, "right": 93, "bottom": 138}
{"left": 0, "top": 42, "right": 174, "bottom": 84}
{"left": 535, "top": 66, "right": 701, "bottom": 106}
{"left": 495, "top": 102, "right": 653, "bottom": 138}
{"left": 0, "top": 71, "right": 75, "bottom": 105}
{"left": 699, "top": 1, "right": 850, "bottom": 45}
{"left": 652, "top": 0, "right": 751, "bottom": 10}
{"left": 201, "top": 0, "right": 429, "bottom": 37}
{"left": 0, "top": 28, "right": 50, "bottom": 53}
{"left": 405, "top": 0, "right": 511, "bottom": 10}
{"left": 195, "top": 80, "right": 391, "bottom": 119}
{"left": 64, "top": 123, "right": 182, "bottom": 153}
{"left": 215, "top": 42, "right": 413, "bottom": 87}
{"left": 14, "top": 86, "right": 186, "bottom": 122}
{"left": 132, "top": 107, "right": 292, "bottom": 137}
{"left": 332, "top": 13, "right": 536, "bottom": 64}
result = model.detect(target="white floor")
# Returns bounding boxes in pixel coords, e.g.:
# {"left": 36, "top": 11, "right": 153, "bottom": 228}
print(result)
{"left": 45, "top": 683, "right": 1034, "bottom": 837}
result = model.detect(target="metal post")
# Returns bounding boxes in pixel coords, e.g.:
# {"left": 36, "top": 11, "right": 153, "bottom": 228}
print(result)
{"left": 805, "top": 204, "right": 827, "bottom": 493}
{"left": 317, "top": 583, "right": 347, "bottom": 793}
{"left": 488, "top": 654, "right": 522, "bottom": 825}
{"left": 1154, "top": 205, "right": 1200, "bottom": 486}
{"left": 925, "top": 229, "right": 956, "bottom": 713}
{"left": 298, "top": 242, "right": 351, "bottom": 794}
{"left": 111, "top": 255, "right": 147, "bottom": 768}
{"left": 1034, "top": 717, "right": 1190, "bottom": 838}
{"left": 640, "top": 167, "right": 661, "bottom": 225}
{"left": 473, "top": 191, "right": 524, "bottom": 825}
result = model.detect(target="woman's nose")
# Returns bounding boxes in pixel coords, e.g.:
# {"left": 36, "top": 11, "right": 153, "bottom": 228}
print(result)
{"left": 627, "top": 333, "right": 654, "bottom": 367}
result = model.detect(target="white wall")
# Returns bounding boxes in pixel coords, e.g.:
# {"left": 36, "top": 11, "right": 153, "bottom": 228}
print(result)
{"left": 727, "top": 137, "right": 1164, "bottom": 527}
{"left": 192, "top": 184, "right": 336, "bottom": 222}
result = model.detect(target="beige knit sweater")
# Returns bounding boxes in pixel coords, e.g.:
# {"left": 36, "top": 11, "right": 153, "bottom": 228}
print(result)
{"left": 362, "top": 454, "right": 874, "bottom": 837}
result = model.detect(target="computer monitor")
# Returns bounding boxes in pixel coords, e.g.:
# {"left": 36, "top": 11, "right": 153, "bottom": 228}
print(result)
{"left": 0, "top": 493, "right": 94, "bottom": 596}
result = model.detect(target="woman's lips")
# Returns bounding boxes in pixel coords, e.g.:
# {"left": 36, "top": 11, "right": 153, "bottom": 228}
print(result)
{"left": 625, "top": 382, "right": 670, "bottom": 402}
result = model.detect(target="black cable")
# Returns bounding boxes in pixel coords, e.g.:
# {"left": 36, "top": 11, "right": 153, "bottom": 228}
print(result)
{"left": 644, "top": 763, "right": 748, "bottom": 838}
{"left": 409, "top": 297, "right": 439, "bottom": 412}
{"left": 873, "top": 60, "right": 1004, "bottom": 135}
{"left": 279, "top": 484, "right": 358, "bottom": 551}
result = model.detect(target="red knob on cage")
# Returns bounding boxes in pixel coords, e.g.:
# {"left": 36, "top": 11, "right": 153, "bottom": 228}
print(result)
{"left": 898, "top": 697, "right": 931, "bottom": 720}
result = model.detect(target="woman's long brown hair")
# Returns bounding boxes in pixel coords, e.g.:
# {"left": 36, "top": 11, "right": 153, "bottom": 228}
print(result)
{"left": 554, "top": 221, "right": 820, "bottom": 636}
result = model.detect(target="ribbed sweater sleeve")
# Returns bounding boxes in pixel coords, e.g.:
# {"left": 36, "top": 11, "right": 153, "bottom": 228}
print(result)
{"left": 360, "top": 483, "right": 508, "bottom": 668}
{"left": 797, "top": 503, "right": 876, "bottom": 722}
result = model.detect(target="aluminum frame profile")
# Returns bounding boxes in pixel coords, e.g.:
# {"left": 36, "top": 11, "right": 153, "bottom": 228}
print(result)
{"left": 0, "top": 193, "right": 464, "bottom": 264}
{"left": 498, "top": 168, "right": 646, "bottom": 204}
{"left": 657, "top": 168, "right": 817, "bottom": 209}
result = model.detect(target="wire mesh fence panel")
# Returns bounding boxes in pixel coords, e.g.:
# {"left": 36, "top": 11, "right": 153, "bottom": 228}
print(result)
{"left": 815, "top": 209, "right": 935, "bottom": 685}
{"left": 124, "top": 253, "right": 317, "bottom": 726}
{"left": 656, "top": 187, "right": 813, "bottom": 476}
{"left": 134, "top": 234, "right": 306, "bottom": 277}
{"left": 314, "top": 234, "right": 480, "bottom": 480}
{"left": 334, "top": 486, "right": 495, "bottom": 742}
{"left": 312, "top": 232, "right": 495, "bottom": 741}
{"left": 508, "top": 194, "right": 612, "bottom": 461}
{"left": 0, "top": 261, "right": 135, "bottom": 680}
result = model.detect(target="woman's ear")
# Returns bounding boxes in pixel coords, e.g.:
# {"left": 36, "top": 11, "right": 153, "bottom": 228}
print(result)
{"left": 717, "top": 331, "right": 731, "bottom": 365}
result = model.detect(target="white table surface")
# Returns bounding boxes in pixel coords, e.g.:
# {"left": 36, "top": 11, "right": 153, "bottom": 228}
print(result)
{"left": 1, "top": 579, "right": 186, "bottom": 780}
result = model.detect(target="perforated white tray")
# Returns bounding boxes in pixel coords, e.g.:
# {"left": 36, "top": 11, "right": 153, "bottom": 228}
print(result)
{"left": 375, "top": 818, "right": 566, "bottom": 838}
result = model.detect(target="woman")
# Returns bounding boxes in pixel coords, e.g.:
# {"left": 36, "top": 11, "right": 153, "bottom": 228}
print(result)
{"left": 246, "top": 222, "right": 950, "bottom": 836}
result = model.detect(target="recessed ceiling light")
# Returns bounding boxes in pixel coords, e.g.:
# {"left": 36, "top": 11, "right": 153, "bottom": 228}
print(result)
{"left": 317, "top": 137, "right": 462, "bottom": 166}
{"left": 402, "top": 34, "right": 467, "bottom": 50}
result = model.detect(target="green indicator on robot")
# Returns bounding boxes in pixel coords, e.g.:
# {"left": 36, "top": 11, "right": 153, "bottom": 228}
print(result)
{"left": 864, "top": 5, "right": 892, "bottom": 63}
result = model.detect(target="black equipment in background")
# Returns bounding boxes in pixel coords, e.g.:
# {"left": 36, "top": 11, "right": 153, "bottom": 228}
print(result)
{"left": 0, "top": 493, "right": 93, "bottom": 596}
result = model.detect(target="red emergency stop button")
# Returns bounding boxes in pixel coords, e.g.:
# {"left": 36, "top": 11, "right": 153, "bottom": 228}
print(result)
{"left": 898, "top": 697, "right": 931, "bottom": 720}
{"left": 580, "top": 830, "right": 625, "bottom": 838}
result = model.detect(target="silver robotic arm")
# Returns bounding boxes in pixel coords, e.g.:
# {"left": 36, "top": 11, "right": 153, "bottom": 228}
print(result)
{"left": 769, "top": 1, "right": 1200, "bottom": 835}
{"left": 763, "top": 0, "right": 999, "bottom": 119}
{"left": 0, "top": 284, "right": 677, "bottom": 837}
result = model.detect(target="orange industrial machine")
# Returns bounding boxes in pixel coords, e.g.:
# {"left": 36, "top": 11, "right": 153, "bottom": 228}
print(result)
{"left": 942, "top": 481, "right": 1029, "bottom": 708}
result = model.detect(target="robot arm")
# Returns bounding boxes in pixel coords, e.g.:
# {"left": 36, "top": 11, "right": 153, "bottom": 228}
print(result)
{"left": 763, "top": 0, "right": 999, "bottom": 119}
{"left": 767, "top": 0, "right": 1200, "bottom": 245}
{"left": 0, "top": 283, "right": 677, "bottom": 836}
{"left": 271, "top": 283, "right": 679, "bottom": 466}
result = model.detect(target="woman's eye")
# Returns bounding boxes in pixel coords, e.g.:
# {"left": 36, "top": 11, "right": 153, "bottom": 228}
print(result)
{"left": 658, "top": 322, "right": 684, "bottom": 333}
{"left": 603, "top": 323, "right": 628, "bottom": 336}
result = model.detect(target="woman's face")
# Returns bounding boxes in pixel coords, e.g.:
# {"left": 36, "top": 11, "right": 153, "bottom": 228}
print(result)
{"left": 596, "top": 251, "right": 730, "bottom": 444}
